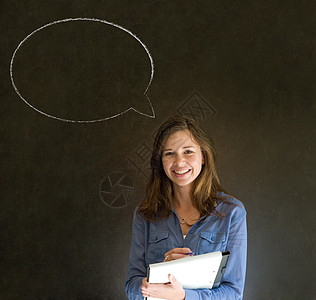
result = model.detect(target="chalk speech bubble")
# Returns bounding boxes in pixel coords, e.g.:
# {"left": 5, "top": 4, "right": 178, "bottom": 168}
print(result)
{"left": 10, "top": 18, "right": 155, "bottom": 123}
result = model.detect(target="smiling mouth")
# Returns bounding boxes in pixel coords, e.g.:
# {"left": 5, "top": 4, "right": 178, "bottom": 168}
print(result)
{"left": 173, "top": 169, "right": 191, "bottom": 175}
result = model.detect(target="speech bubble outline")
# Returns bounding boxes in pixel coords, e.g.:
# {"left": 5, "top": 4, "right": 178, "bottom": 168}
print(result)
{"left": 10, "top": 17, "right": 155, "bottom": 123}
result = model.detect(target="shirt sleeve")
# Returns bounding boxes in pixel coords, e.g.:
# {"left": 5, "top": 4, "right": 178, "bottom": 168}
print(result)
{"left": 184, "top": 209, "right": 247, "bottom": 300}
{"left": 125, "top": 208, "right": 147, "bottom": 300}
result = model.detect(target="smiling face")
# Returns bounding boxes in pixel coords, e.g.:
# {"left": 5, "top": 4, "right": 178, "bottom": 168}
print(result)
{"left": 161, "top": 129, "right": 204, "bottom": 190}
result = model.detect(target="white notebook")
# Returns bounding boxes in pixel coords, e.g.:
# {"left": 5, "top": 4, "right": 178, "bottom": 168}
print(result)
{"left": 146, "top": 251, "right": 229, "bottom": 300}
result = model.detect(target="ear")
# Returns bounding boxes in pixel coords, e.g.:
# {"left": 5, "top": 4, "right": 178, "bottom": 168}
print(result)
{"left": 201, "top": 151, "right": 205, "bottom": 165}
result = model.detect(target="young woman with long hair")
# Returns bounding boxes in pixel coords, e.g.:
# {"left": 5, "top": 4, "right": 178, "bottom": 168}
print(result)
{"left": 125, "top": 116, "right": 247, "bottom": 299}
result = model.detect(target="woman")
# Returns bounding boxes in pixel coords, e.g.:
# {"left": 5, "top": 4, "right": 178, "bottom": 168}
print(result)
{"left": 125, "top": 116, "right": 247, "bottom": 299}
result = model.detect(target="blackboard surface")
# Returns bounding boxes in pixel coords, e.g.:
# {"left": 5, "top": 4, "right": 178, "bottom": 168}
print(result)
{"left": 1, "top": 1, "right": 315, "bottom": 299}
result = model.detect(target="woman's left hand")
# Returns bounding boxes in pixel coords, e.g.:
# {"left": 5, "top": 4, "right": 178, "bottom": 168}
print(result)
{"left": 141, "top": 274, "right": 185, "bottom": 300}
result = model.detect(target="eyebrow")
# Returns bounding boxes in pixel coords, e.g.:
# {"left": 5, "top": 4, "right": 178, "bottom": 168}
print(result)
{"left": 162, "top": 146, "right": 195, "bottom": 152}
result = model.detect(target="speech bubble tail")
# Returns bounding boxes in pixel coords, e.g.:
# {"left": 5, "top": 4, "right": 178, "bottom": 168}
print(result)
{"left": 130, "top": 93, "right": 155, "bottom": 118}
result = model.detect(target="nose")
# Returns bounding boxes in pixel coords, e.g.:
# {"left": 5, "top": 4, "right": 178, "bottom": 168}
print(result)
{"left": 174, "top": 154, "right": 185, "bottom": 166}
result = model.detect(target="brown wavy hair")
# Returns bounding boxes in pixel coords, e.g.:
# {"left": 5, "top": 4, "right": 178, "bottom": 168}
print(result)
{"left": 137, "top": 115, "right": 233, "bottom": 221}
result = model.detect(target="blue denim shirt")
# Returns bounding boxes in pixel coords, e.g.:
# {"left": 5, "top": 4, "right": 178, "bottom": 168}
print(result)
{"left": 125, "top": 193, "right": 247, "bottom": 299}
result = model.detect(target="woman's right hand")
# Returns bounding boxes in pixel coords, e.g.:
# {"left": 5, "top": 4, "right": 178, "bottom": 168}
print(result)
{"left": 164, "top": 247, "right": 193, "bottom": 262}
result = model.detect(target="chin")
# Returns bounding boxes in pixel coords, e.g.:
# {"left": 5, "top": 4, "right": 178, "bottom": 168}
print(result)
{"left": 173, "top": 180, "right": 194, "bottom": 188}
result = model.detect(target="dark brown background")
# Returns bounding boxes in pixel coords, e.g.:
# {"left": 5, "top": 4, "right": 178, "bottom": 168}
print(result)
{"left": 1, "top": 1, "right": 315, "bottom": 299}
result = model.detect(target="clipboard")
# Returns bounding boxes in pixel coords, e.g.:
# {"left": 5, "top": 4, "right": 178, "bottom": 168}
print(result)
{"left": 146, "top": 251, "right": 229, "bottom": 300}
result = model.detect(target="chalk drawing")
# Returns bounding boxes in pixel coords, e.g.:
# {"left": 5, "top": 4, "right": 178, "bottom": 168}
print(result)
{"left": 10, "top": 18, "right": 155, "bottom": 123}
{"left": 99, "top": 172, "right": 134, "bottom": 208}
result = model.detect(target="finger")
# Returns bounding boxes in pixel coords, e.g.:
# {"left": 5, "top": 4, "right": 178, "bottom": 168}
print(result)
{"left": 141, "top": 277, "right": 150, "bottom": 288}
{"left": 164, "top": 253, "right": 187, "bottom": 261}
{"left": 164, "top": 248, "right": 192, "bottom": 257}
{"left": 141, "top": 291, "right": 151, "bottom": 298}
{"left": 164, "top": 248, "right": 187, "bottom": 257}
{"left": 164, "top": 253, "right": 192, "bottom": 262}
{"left": 168, "top": 273, "right": 176, "bottom": 284}
{"left": 141, "top": 285, "right": 152, "bottom": 298}
{"left": 141, "top": 287, "right": 148, "bottom": 297}
{"left": 145, "top": 283, "right": 167, "bottom": 294}
{"left": 141, "top": 289, "right": 147, "bottom": 297}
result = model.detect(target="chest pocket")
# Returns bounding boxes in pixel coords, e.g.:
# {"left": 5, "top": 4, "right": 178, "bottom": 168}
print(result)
{"left": 197, "top": 231, "right": 227, "bottom": 254}
{"left": 147, "top": 231, "right": 169, "bottom": 263}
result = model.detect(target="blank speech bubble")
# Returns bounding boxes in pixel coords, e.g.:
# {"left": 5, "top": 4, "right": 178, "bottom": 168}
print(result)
{"left": 10, "top": 18, "right": 155, "bottom": 123}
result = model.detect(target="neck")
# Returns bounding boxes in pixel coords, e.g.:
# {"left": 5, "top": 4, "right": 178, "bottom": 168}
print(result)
{"left": 173, "top": 183, "right": 194, "bottom": 208}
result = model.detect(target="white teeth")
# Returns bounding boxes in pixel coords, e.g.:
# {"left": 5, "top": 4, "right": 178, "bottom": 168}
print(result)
{"left": 174, "top": 169, "right": 189, "bottom": 175}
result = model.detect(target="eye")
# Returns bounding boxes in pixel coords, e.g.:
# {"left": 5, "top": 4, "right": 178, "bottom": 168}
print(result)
{"left": 184, "top": 150, "right": 194, "bottom": 154}
{"left": 164, "top": 152, "right": 174, "bottom": 156}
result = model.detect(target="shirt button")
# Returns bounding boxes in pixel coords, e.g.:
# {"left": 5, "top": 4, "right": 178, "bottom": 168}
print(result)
{"left": 211, "top": 236, "right": 215, "bottom": 242}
